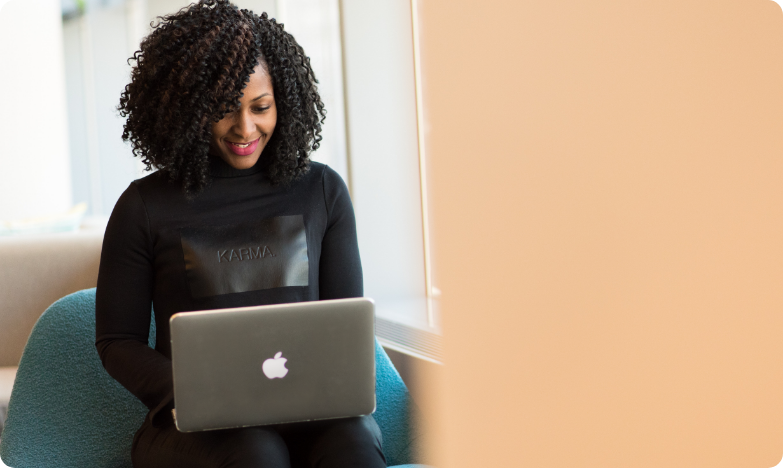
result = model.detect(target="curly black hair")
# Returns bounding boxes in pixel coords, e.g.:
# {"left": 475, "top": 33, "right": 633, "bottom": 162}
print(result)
{"left": 118, "top": 0, "right": 325, "bottom": 194}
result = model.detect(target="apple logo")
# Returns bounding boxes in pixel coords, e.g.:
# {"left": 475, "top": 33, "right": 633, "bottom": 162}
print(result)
{"left": 262, "top": 351, "right": 289, "bottom": 379}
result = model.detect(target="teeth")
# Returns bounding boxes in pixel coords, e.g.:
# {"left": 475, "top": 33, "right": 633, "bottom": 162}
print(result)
{"left": 232, "top": 142, "right": 250, "bottom": 148}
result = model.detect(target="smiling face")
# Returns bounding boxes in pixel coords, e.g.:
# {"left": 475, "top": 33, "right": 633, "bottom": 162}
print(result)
{"left": 209, "top": 62, "right": 277, "bottom": 170}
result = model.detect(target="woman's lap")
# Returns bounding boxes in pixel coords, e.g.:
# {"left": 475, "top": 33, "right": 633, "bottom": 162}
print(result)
{"left": 131, "top": 415, "right": 386, "bottom": 468}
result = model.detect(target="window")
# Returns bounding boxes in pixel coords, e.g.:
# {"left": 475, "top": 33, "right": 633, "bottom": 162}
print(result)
{"left": 339, "top": 0, "right": 441, "bottom": 361}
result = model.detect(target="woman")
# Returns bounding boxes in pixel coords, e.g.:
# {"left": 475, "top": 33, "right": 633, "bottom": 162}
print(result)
{"left": 94, "top": 1, "right": 385, "bottom": 467}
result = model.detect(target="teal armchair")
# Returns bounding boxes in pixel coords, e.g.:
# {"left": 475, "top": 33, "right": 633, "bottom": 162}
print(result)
{"left": 0, "top": 289, "right": 427, "bottom": 468}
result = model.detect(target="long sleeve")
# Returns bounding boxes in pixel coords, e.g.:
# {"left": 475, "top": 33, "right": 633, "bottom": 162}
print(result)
{"left": 96, "top": 163, "right": 360, "bottom": 429}
{"left": 318, "top": 167, "right": 363, "bottom": 300}
{"left": 95, "top": 183, "right": 173, "bottom": 422}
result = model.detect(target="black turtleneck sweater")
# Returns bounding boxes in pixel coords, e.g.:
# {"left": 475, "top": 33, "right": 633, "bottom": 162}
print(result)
{"left": 95, "top": 158, "right": 362, "bottom": 424}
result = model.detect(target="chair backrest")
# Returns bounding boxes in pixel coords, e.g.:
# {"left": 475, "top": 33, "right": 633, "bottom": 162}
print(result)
{"left": 0, "top": 231, "right": 103, "bottom": 367}
{"left": 0, "top": 289, "right": 418, "bottom": 467}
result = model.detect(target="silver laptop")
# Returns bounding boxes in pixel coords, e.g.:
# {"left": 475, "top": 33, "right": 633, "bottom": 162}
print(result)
{"left": 169, "top": 298, "right": 376, "bottom": 432}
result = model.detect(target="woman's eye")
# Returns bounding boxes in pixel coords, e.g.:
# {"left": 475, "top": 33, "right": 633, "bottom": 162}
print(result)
{"left": 253, "top": 106, "right": 270, "bottom": 113}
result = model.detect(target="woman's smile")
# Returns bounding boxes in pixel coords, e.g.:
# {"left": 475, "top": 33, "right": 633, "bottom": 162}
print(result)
{"left": 224, "top": 137, "right": 261, "bottom": 156}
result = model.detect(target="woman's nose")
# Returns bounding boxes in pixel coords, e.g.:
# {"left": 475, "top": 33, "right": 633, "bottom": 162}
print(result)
{"left": 233, "top": 112, "right": 255, "bottom": 139}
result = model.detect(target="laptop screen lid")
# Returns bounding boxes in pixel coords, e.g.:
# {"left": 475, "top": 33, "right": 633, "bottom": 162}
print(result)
{"left": 170, "top": 298, "right": 376, "bottom": 432}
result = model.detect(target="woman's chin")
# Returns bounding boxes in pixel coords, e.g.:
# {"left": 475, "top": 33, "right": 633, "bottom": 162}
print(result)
{"left": 220, "top": 152, "right": 262, "bottom": 170}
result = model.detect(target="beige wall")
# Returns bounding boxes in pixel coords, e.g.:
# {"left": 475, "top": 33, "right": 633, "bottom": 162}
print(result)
{"left": 421, "top": 0, "right": 783, "bottom": 467}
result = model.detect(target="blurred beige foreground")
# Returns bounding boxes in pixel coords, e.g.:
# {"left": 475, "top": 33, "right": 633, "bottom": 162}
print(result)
{"left": 418, "top": 0, "right": 783, "bottom": 467}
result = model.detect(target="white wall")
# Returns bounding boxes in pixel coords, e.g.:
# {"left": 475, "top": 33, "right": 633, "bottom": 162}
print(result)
{"left": 0, "top": 0, "right": 72, "bottom": 221}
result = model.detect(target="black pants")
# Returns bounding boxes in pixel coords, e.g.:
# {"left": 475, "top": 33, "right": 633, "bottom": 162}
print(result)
{"left": 131, "top": 415, "right": 387, "bottom": 468}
